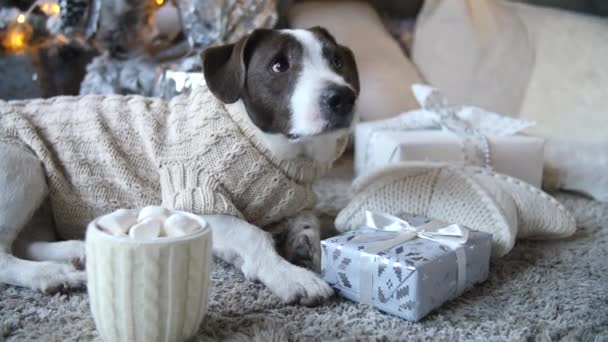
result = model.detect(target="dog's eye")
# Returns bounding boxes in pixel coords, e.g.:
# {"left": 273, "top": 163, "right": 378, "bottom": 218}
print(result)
{"left": 271, "top": 57, "right": 290, "bottom": 73}
{"left": 332, "top": 55, "right": 343, "bottom": 69}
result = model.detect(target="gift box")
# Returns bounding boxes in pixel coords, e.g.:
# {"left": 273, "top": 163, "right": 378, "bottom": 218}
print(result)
{"left": 355, "top": 127, "right": 545, "bottom": 187}
{"left": 354, "top": 84, "right": 545, "bottom": 188}
{"left": 321, "top": 211, "right": 492, "bottom": 321}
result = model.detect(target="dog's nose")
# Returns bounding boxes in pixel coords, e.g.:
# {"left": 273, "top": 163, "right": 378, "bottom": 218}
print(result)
{"left": 322, "top": 86, "right": 356, "bottom": 117}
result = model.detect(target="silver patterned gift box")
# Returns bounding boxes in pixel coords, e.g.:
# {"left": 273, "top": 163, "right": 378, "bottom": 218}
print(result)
{"left": 321, "top": 211, "right": 492, "bottom": 321}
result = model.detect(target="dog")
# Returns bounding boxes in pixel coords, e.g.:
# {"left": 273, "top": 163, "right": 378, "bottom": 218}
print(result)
{"left": 0, "top": 27, "right": 359, "bottom": 306}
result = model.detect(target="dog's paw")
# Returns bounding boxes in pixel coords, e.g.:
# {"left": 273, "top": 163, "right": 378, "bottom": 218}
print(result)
{"left": 282, "top": 212, "right": 322, "bottom": 272}
{"left": 30, "top": 262, "right": 87, "bottom": 294}
{"left": 71, "top": 257, "right": 85, "bottom": 271}
{"left": 261, "top": 262, "right": 333, "bottom": 306}
{"left": 65, "top": 240, "right": 86, "bottom": 270}
{"left": 285, "top": 233, "right": 321, "bottom": 272}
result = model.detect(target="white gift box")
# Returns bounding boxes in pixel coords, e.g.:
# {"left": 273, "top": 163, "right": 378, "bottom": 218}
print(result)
{"left": 355, "top": 126, "right": 545, "bottom": 188}
{"left": 355, "top": 84, "right": 546, "bottom": 188}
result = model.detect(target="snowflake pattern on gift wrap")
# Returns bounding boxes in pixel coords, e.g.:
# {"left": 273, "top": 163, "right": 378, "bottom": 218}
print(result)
{"left": 338, "top": 258, "right": 352, "bottom": 271}
{"left": 338, "top": 272, "right": 352, "bottom": 288}
{"left": 386, "top": 279, "right": 394, "bottom": 290}
{"left": 399, "top": 300, "right": 417, "bottom": 312}
{"left": 378, "top": 288, "right": 387, "bottom": 302}
{"left": 393, "top": 266, "right": 402, "bottom": 282}
{"left": 396, "top": 285, "right": 410, "bottom": 300}
{"left": 332, "top": 249, "right": 341, "bottom": 261}
{"left": 378, "top": 263, "right": 387, "bottom": 277}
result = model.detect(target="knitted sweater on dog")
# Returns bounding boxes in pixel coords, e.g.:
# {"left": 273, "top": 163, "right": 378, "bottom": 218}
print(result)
{"left": 0, "top": 87, "right": 336, "bottom": 239}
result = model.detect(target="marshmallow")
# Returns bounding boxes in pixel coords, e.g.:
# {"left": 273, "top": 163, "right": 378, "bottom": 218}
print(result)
{"left": 128, "top": 218, "right": 162, "bottom": 240}
{"left": 98, "top": 209, "right": 138, "bottom": 236}
{"left": 163, "top": 213, "right": 201, "bottom": 237}
{"left": 137, "top": 206, "right": 169, "bottom": 223}
{"left": 98, "top": 208, "right": 203, "bottom": 239}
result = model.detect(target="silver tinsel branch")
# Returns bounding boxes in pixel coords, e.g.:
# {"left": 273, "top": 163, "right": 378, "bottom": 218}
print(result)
{"left": 179, "top": 0, "right": 278, "bottom": 49}
{"left": 80, "top": 0, "right": 278, "bottom": 96}
{"left": 80, "top": 52, "right": 202, "bottom": 96}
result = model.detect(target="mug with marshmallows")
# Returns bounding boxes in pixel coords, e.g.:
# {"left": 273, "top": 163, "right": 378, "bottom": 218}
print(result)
{"left": 86, "top": 206, "right": 213, "bottom": 342}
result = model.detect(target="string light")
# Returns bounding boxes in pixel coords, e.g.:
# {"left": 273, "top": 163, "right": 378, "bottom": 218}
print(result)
{"left": 39, "top": 2, "right": 61, "bottom": 16}
{"left": 2, "top": 1, "right": 63, "bottom": 54}
{"left": 56, "top": 34, "right": 68, "bottom": 43}
{"left": 5, "top": 30, "right": 26, "bottom": 50}
{"left": 2, "top": 21, "right": 32, "bottom": 53}
{"left": 2, "top": 10, "right": 34, "bottom": 53}
{"left": 155, "top": 0, "right": 165, "bottom": 6}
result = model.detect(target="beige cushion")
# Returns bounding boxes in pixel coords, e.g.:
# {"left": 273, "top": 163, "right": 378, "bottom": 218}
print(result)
{"left": 412, "top": 0, "right": 608, "bottom": 201}
{"left": 288, "top": 0, "right": 423, "bottom": 122}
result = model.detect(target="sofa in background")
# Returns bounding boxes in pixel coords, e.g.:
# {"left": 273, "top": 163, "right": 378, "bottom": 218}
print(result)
{"left": 413, "top": 0, "right": 608, "bottom": 201}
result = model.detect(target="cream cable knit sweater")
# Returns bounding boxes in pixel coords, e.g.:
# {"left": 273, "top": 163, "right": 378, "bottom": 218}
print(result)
{"left": 0, "top": 87, "right": 335, "bottom": 239}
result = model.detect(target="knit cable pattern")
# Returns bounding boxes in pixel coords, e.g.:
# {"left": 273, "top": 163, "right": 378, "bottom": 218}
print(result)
{"left": 0, "top": 86, "right": 333, "bottom": 238}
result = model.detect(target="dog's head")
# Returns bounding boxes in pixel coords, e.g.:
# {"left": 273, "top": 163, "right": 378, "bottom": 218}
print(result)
{"left": 202, "top": 27, "right": 359, "bottom": 141}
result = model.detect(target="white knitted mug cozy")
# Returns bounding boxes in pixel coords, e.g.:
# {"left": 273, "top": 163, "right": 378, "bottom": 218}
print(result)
{"left": 85, "top": 210, "right": 213, "bottom": 342}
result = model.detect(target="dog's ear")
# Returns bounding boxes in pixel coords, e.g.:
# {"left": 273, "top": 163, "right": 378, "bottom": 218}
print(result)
{"left": 201, "top": 29, "right": 269, "bottom": 104}
{"left": 340, "top": 45, "right": 360, "bottom": 93}
{"left": 308, "top": 26, "right": 337, "bottom": 44}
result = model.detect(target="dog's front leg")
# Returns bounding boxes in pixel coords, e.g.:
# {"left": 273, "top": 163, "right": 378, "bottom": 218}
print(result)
{"left": 204, "top": 214, "right": 333, "bottom": 306}
{"left": 12, "top": 200, "right": 86, "bottom": 269}
{"left": 0, "top": 143, "right": 86, "bottom": 292}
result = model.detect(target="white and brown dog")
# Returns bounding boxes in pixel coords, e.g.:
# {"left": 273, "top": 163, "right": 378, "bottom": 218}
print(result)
{"left": 0, "top": 27, "right": 359, "bottom": 306}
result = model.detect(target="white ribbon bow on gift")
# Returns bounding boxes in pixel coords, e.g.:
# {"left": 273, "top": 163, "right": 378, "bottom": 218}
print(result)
{"left": 352, "top": 211, "right": 469, "bottom": 253}
{"left": 355, "top": 211, "right": 470, "bottom": 305}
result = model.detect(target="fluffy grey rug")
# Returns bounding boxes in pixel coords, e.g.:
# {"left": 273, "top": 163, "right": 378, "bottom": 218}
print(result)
{"left": 1, "top": 160, "right": 608, "bottom": 342}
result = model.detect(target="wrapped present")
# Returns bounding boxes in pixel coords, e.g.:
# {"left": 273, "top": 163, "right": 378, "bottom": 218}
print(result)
{"left": 354, "top": 84, "right": 545, "bottom": 188}
{"left": 321, "top": 211, "right": 492, "bottom": 321}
